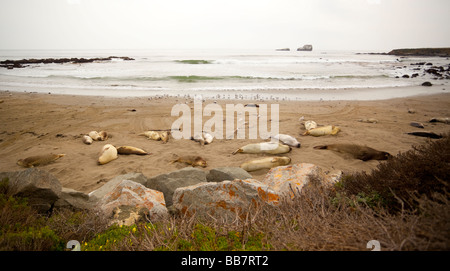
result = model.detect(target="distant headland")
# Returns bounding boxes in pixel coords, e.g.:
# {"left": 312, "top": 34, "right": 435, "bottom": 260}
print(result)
{"left": 360, "top": 48, "right": 450, "bottom": 57}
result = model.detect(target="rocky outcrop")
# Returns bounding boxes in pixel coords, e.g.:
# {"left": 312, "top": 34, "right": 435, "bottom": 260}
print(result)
{"left": 0, "top": 168, "right": 62, "bottom": 213}
{"left": 0, "top": 56, "right": 134, "bottom": 69}
{"left": 172, "top": 179, "right": 279, "bottom": 221}
{"left": 388, "top": 48, "right": 450, "bottom": 57}
{"left": 261, "top": 163, "right": 342, "bottom": 200}
{"left": 145, "top": 167, "right": 207, "bottom": 207}
{"left": 297, "top": 45, "right": 313, "bottom": 51}
{"left": 206, "top": 167, "right": 252, "bottom": 183}
{"left": 97, "top": 180, "right": 168, "bottom": 226}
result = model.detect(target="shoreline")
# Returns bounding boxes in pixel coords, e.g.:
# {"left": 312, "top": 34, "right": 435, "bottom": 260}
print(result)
{"left": 2, "top": 83, "right": 450, "bottom": 101}
{"left": 1, "top": 89, "right": 449, "bottom": 194}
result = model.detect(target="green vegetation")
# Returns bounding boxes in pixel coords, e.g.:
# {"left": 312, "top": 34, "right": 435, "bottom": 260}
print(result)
{"left": 169, "top": 75, "right": 224, "bottom": 83}
{"left": 175, "top": 60, "right": 213, "bottom": 64}
{"left": 1, "top": 135, "right": 449, "bottom": 251}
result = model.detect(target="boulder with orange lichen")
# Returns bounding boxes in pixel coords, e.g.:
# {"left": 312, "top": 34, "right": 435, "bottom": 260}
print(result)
{"left": 172, "top": 179, "right": 280, "bottom": 221}
{"left": 97, "top": 180, "right": 168, "bottom": 226}
{"left": 262, "top": 163, "right": 342, "bottom": 200}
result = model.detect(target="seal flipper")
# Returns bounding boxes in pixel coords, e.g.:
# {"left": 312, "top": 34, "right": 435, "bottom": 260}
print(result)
{"left": 232, "top": 148, "right": 242, "bottom": 155}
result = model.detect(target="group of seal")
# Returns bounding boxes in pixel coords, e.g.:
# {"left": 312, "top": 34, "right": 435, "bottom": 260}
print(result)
{"left": 139, "top": 130, "right": 170, "bottom": 143}
{"left": 232, "top": 137, "right": 295, "bottom": 171}
{"left": 82, "top": 130, "right": 108, "bottom": 145}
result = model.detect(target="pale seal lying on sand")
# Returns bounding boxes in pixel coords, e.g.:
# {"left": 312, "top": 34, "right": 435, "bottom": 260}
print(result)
{"left": 303, "top": 125, "right": 340, "bottom": 136}
{"left": 98, "top": 131, "right": 108, "bottom": 141}
{"left": 232, "top": 142, "right": 291, "bottom": 155}
{"left": 89, "top": 131, "right": 101, "bottom": 141}
{"left": 17, "top": 154, "right": 65, "bottom": 168}
{"left": 117, "top": 146, "right": 150, "bottom": 155}
{"left": 304, "top": 120, "right": 317, "bottom": 131}
{"left": 191, "top": 132, "right": 214, "bottom": 145}
{"left": 358, "top": 118, "right": 378, "bottom": 124}
{"left": 270, "top": 134, "right": 301, "bottom": 148}
{"left": 429, "top": 117, "right": 449, "bottom": 124}
{"left": 314, "top": 144, "right": 391, "bottom": 161}
{"left": 98, "top": 144, "right": 118, "bottom": 165}
{"left": 240, "top": 156, "right": 291, "bottom": 172}
{"left": 160, "top": 131, "right": 170, "bottom": 143}
{"left": 139, "top": 131, "right": 161, "bottom": 141}
{"left": 170, "top": 155, "right": 207, "bottom": 167}
{"left": 82, "top": 135, "right": 93, "bottom": 145}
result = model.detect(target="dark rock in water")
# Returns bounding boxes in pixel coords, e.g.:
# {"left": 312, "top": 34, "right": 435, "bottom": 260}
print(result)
{"left": 411, "top": 73, "right": 419, "bottom": 78}
{"left": 402, "top": 74, "right": 410, "bottom": 78}
{"left": 387, "top": 48, "right": 450, "bottom": 57}
{"left": 422, "top": 81, "right": 433, "bottom": 86}
{"left": 276, "top": 48, "right": 290, "bottom": 51}
{"left": 0, "top": 56, "right": 134, "bottom": 69}
{"left": 407, "top": 131, "right": 442, "bottom": 139}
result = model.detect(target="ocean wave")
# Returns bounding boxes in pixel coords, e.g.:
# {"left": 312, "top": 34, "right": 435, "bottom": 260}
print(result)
{"left": 1, "top": 73, "right": 391, "bottom": 82}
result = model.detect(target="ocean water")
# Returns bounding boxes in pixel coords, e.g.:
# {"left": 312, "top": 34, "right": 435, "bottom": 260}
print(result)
{"left": 0, "top": 49, "right": 448, "bottom": 100}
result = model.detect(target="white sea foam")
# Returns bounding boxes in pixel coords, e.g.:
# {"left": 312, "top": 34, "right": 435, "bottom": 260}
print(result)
{"left": 0, "top": 49, "right": 449, "bottom": 100}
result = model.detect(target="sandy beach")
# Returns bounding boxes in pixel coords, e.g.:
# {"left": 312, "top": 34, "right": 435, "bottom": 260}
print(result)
{"left": 1, "top": 87, "right": 449, "bottom": 194}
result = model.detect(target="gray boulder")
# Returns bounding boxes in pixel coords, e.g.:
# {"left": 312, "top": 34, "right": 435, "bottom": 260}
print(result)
{"left": 88, "top": 172, "right": 147, "bottom": 203}
{"left": 145, "top": 167, "right": 207, "bottom": 207}
{"left": 0, "top": 168, "right": 62, "bottom": 213}
{"left": 54, "top": 187, "right": 92, "bottom": 211}
{"left": 206, "top": 167, "right": 252, "bottom": 182}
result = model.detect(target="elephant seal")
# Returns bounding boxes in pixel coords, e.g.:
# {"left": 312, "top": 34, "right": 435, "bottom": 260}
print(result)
{"left": 139, "top": 131, "right": 161, "bottom": 141}
{"left": 88, "top": 131, "right": 102, "bottom": 141}
{"left": 407, "top": 131, "right": 442, "bottom": 139}
{"left": 232, "top": 142, "right": 291, "bottom": 155}
{"left": 82, "top": 135, "right": 93, "bottom": 145}
{"left": 98, "top": 144, "right": 118, "bottom": 165}
{"left": 191, "top": 132, "right": 213, "bottom": 145}
{"left": 99, "top": 131, "right": 108, "bottom": 141}
{"left": 160, "top": 131, "right": 170, "bottom": 143}
{"left": 358, "top": 118, "right": 378, "bottom": 124}
{"left": 117, "top": 146, "right": 150, "bottom": 155}
{"left": 240, "top": 156, "right": 291, "bottom": 172}
{"left": 429, "top": 117, "right": 449, "bottom": 124}
{"left": 17, "top": 154, "right": 65, "bottom": 168}
{"left": 304, "top": 125, "right": 340, "bottom": 136}
{"left": 314, "top": 144, "right": 391, "bottom": 161}
{"left": 270, "top": 134, "right": 301, "bottom": 148}
{"left": 304, "top": 120, "right": 317, "bottom": 131}
{"left": 170, "top": 155, "right": 207, "bottom": 167}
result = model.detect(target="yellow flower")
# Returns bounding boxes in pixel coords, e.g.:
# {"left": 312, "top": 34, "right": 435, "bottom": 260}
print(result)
{"left": 132, "top": 227, "right": 137, "bottom": 233}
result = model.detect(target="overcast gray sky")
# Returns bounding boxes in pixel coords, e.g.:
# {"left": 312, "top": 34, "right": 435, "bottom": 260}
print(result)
{"left": 0, "top": 0, "right": 449, "bottom": 51}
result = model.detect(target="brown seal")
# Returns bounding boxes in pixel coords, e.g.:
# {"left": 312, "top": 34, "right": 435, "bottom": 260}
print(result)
{"left": 117, "top": 146, "right": 150, "bottom": 155}
{"left": 314, "top": 144, "right": 391, "bottom": 161}
{"left": 170, "top": 155, "right": 207, "bottom": 167}
{"left": 17, "top": 154, "right": 65, "bottom": 168}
